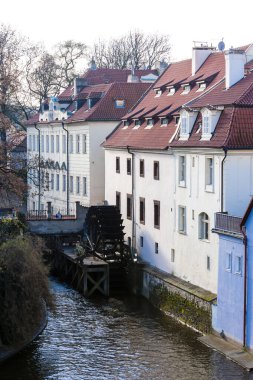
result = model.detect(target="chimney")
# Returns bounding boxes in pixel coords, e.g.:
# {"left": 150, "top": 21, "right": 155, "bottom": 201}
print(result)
{"left": 90, "top": 57, "right": 97, "bottom": 70}
{"left": 192, "top": 42, "right": 214, "bottom": 76}
{"left": 73, "top": 78, "right": 87, "bottom": 97}
{"left": 225, "top": 49, "right": 246, "bottom": 89}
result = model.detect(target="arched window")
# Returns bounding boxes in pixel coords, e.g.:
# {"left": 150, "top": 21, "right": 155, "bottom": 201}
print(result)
{"left": 199, "top": 212, "right": 209, "bottom": 240}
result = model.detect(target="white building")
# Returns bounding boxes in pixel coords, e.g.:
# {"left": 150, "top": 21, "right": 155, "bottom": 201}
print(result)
{"left": 26, "top": 68, "right": 152, "bottom": 214}
{"left": 103, "top": 43, "right": 253, "bottom": 293}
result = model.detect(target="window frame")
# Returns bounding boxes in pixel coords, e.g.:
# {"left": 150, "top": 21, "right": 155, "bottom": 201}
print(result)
{"left": 116, "top": 191, "right": 121, "bottom": 212}
{"left": 140, "top": 159, "right": 145, "bottom": 177}
{"left": 127, "top": 158, "right": 131, "bottom": 175}
{"left": 178, "top": 155, "right": 186, "bottom": 187}
{"left": 205, "top": 157, "right": 214, "bottom": 191}
{"left": 116, "top": 157, "right": 120, "bottom": 173}
{"left": 127, "top": 194, "right": 132, "bottom": 220}
{"left": 76, "top": 176, "right": 80, "bottom": 194}
{"left": 153, "top": 161, "right": 160, "bottom": 180}
{"left": 178, "top": 206, "right": 186, "bottom": 234}
{"left": 139, "top": 197, "right": 145, "bottom": 224}
{"left": 82, "top": 134, "right": 87, "bottom": 154}
{"left": 199, "top": 212, "right": 209, "bottom": 241}
{"left": 83, "top": 177, "right": 87, "bottom": 196}
{"left": 154, "top": 200, "right": 160, "bottom": 229}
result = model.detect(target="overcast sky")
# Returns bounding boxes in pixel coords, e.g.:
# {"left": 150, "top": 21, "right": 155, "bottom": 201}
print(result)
{"left": 1, "top": 0, "right": 253, "bottom": 62}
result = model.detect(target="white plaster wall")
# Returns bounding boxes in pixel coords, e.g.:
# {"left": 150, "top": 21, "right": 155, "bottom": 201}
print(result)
{"left": 105, "top": 148, "right": 223, "bottom": 293}
{"left": 224, "top": 152, "right": 253, "bottom": 217}
{"left": 89, "top": 121, "right": 118, "bottom": 205}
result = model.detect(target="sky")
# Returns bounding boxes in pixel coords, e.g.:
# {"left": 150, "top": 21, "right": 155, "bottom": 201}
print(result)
{"left": 1, "top": 0, "right": 253, "bottom": 62}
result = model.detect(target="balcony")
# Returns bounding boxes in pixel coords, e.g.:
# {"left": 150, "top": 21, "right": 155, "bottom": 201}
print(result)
{"left": 213, "top": 212, "right": 243, "bottom": 237}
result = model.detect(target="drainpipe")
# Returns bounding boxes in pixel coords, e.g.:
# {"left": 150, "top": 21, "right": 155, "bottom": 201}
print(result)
{"left": 221, "top": 148, "right": 228, "bottom": 212}
{"left": 34, "top": 123, "right": 41, "bottom": 212}
{"left": 62, "top": 122, "right": 69, "bottom": 215}
{"left": 127, "top": 146, "right": 135, "bottom": 256}
{"left": 241, "top": 225, "right": 248, "bottom": 347}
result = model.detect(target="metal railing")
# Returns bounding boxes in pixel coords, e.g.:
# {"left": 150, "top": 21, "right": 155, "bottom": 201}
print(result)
{"left": 214, "top": 212, "right": 242, "bottom": 234}
{"left": 26, "top": 209, "right": 76, "bottom": 221}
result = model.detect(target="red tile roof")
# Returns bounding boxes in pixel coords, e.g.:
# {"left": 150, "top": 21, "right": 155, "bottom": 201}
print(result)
{"left": 104, "top": 45, "right": 253, "bottom": 150}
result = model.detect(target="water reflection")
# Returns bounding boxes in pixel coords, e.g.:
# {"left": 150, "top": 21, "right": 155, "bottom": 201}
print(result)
{"left": 0, "top": 278, "right": 252, "bottom": 380}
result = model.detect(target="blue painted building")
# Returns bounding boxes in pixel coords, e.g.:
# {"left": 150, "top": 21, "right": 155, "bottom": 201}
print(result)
{"left": 213, "top": 200, "right": 253, "bottom": 349}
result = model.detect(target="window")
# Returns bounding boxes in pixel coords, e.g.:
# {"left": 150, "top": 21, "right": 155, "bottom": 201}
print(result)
{"left": 134, "top": 120, "right": 141, "bottom": 126}
{"left": 51, "top": 173, "right": 54, "bottom": 190}
{"left": 168, "top": 87, "right": 175, "bottom": 96}
{"left": 76, "top": 135, "right": 80, "bottom": 153}
{"left": 161, "top": 118, "right": 168, "bottom": 126}
{"left": 70, "top": 176, "right": 73, "bottom": 193}
{"left": 116, "top": 191, "right": 121, "bottom": 211}
{"left": 62, "top": 174, "right": 66, "bottom": 192}
{"left": 127, "top": 194, "right": 132, "bottom": 220}
{"left": 28, "top": 135, "right": 32, "bottom": 151}
{"left": 32, "top": 201, "right": 36, "bottom": 211}
{"left": 155, "top": 89, "right": 162, "bottom": 96}
{"left": 178, "top": 206, "right": 186, "bottom": 234}
{"left": 56, "top": 174, "right": 60, "bottom": 190}
{"left": 116, "top": 157, "right": 120, "bottom": 173}
{"left": 45, "top": 172, "right": 49, "bottom": 190}
{"left": 51, "top": 135, "right": 54, "bottom": 153}
{"left": 32, "top": 135, "right": 35, "bottom": 151}
{"left": 197, "top": 82, "right": 206, "bottom": 92}
{"left": 205, "top": 157, "right": 214, "bottom": 190}
{"left": 235, "top": 256, "right": 242, "bottom": 275}
{"left": 154, "top": 161, "right": 159, "bottom": 180}
{"left": 46, "top": 135, "right": 49, "bottom": 153}
{"left": 203, "top": 115, "right": 210, "bottom": 135}
{"left": 41, "top": 135, "right": 44, "bottom": 153}
{"left": 179, "top": 156, "right": 186, "bottom": 186}
{"left": 37, "top": 135, "right": 40, "bottom": 152}
{"left": 139, "top": 198, "right": 145, "bottom": 224}
{"left": 140, "top": 159, "right": 145, "bottom": 177}
{"left": 83, "top": 177, "right": 87, "bottom": 196}
{"left": 207, "top": 256, "right": 211, "bottom": 271}
{"left": 69, "top": 135, "right": 73, "bottom": 153}
{"left": 123, "top": 120, "right": 129, "bottom": 127}
{"left": 155, "top": 242, "right": 159, "bottom": 254}
{"left": 140, "top": 236, "right": 144, "bottom": 248}
{"left": 127, "top": 158, "right": 131, "bottom": 175}
{"left": 199, "top": 212, "right": 209, "bottom": 240}
{"left": 226, "top": 252, "right": 232, "bottom": 272}
{"left": 115, "top": 99, "right": 125, "bottom": 108}
{"left": 62, "top": 135, "right": 66, "bottom": 154}
{"left": 154, "top": 200, "right": 160, "bottom": 229}
{"left": 128, "top": 237, "right": 131, "bottom": 248}
{"left": 171, "top": 249, "right": 175, "bottom": 262}
{"left": 147, "top": 119, "right": 153, "bottom": 126}
{"left": 182, "top": 84, "right": 191, "bottom": 94}
{"left": 76, "top": 176, "right": 80, "bottom": 194}
{"left": 56, "top": 135, "right": 60, "bottom": 153}
{"left": 181, "top": 116, "right": 187, "bottom": 134}
{"left": 82, "top": 134, "right": 87, "bottom": 154}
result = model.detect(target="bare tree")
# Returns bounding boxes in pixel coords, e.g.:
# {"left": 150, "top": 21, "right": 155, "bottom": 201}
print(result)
{"left": 89, "top": 30, "right": 171, "bottom": 70}
{"left": 54, "top": 40, "right": 88, "bottom": 88}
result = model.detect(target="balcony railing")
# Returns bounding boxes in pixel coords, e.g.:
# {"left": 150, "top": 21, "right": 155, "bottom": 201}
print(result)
{"left": 26, "top": 209, "right": 76, "bottom": 221}
{"left": 214, "top": 212, "right": 242, "bottom": 235}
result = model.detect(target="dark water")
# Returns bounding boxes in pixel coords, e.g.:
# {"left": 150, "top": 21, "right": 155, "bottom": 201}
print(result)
{"left": 0, "top": 278, "right": 252, "bottom": 380}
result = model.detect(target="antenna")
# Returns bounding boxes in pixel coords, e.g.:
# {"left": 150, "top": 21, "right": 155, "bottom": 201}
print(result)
{"left": 218, "top": 38, "right": 225, "bottom": 52}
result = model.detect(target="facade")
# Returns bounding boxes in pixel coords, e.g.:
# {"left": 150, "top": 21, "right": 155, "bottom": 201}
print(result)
{"left": 26, "top": 68, "right": 153, "bottom": 214}
{"left": 213, "top": 199, "right": 253, "bottom": 350}
{"left": 103, "top": 42, "right": 253, "bottom": 293}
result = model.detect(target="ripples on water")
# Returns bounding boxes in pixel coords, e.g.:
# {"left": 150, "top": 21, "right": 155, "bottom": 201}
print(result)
{"left": 1, "top": 278, "right": 253, "bottom": 380}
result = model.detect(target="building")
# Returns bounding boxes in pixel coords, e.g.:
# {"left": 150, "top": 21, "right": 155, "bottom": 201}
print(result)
{"left": 103, "top": 42, "right": 253, "bottom": 293}
{"left": 213, "top": 198, "right": 253, "bottom": 350}
{"left": 26, "top": 67, "right": 154, "bottom": 214}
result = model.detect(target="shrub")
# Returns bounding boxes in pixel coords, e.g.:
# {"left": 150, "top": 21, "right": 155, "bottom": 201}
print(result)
{"left": 0, "top": 236, "right": 54, "bottom": 345}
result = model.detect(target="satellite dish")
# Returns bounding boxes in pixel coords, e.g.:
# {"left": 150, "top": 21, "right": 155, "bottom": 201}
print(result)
{"left": 218, "top": 39, "right": 225, "bottom": 51}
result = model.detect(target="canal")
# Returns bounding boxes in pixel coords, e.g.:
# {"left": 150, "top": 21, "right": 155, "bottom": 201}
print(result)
{"left": 1, "top": 278, "right": 253, "bottom": 380}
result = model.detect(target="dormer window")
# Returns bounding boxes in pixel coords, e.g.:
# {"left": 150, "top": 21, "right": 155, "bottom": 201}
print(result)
{"left": 147, "top": 119, "right": 153, "bottom": 126}
{"left": 115, "top": 99, "right": 125, "bottom": 108}
{"left": 181, "top": 84, "right": 191, "bottom": 95}
{"left": 133, "top": 119, "right": 141, "bottom": 129}
{"left": 175, "top": 116, "right": 180, "bottom": 125}
{"left": 122, "top": 120, "right": 129, "bottom": 129}
{"left": 167, "top": 87, "right": 175, "bottom": 96}
{"left": 155, "top": 89, "right": 162, "bottom": 97}
{"left": 161, "top": 118, "right": 168, "bottom": 126}
{"left": 179, "top": 109, "right": 198, "bottom": 140}
{"left": 200, "top": 107, "right": 222, "bottom": 140}
{"left": 196, "top": 82, "right": 206, "bottom": 92}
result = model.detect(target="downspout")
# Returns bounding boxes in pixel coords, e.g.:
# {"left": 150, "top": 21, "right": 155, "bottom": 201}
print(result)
{"left": 127, "top": 146, "right": 135, "bottom": 256}
{"left": 34, "top": 123, "right": 41, "bottom": 211}
{"left": 221, "top": 148, "right": 228, "bottom": 212}
{"left": 62, "top": 122, "right": 69, "bottom": 215}
{"left": 241, "top": 225, "right": 248, "bottom": 348}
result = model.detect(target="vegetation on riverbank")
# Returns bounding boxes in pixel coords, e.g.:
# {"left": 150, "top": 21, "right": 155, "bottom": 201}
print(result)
{"left": 0, "top": 236, "right": 53, "bottom": 346}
